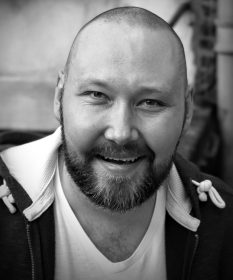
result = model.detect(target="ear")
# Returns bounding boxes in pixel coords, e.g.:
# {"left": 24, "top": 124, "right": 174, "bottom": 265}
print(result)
{"left": 182, "top": 86, "right": 193, "bottom": 134}
{"left": 54, "top": 71, "right": 65, "bottom": 122}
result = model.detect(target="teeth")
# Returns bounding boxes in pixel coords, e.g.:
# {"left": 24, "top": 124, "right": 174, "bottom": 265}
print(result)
{"left": 101, "top": 156, "right": 139, "bottom": 163}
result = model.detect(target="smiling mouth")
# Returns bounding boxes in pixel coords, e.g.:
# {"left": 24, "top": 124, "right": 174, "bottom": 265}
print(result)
{"left": 96, "top": 155, "right": 144, "bottom": 165}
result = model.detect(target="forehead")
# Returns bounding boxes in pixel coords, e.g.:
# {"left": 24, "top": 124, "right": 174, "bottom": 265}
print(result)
{"left": 66, "top": 22, "right": 184, "bottom": 94}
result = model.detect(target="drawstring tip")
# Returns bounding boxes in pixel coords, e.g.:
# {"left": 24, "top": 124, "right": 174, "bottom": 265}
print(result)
{"left": 192, "top": 179, "right": 226, "bottom": 209}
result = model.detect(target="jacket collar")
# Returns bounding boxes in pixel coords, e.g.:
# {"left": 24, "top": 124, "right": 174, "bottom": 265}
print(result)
{"left": 167, "top": 164, "right": 200, "bottom": 232}
{"left": 174, "top": 154, "right": 202, "bottom": 220}
{"left": 0, "top": 127, "right": 62, "bottom": 220}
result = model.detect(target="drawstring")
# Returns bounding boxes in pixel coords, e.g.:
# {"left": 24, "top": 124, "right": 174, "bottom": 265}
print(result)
{"left": 192, "top": 179, "right": 226, "bottom": 209}
{"left": 0, "top": 179, "right": 16, "bottom": 213}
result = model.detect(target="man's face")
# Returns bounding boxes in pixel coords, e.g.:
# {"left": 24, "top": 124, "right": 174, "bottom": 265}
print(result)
{"left": 56, "top": 23, "right": 188, "bottom": 212}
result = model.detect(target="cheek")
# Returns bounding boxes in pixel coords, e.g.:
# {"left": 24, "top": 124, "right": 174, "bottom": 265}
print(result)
{"left": 62, "top": 103, "right": 103, "bottom": 155}
{"left": 142, "top": 112, "right": 184, "bottom": 161}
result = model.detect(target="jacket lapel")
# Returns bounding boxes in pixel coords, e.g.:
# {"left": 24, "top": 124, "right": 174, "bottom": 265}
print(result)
{"left": 0, "top": 156, "right": 32, "bottom": 212}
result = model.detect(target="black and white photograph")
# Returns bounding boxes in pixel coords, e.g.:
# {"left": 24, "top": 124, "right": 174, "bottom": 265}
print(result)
{"left": 0, "top": 0, "right": 233, "bottom": 279}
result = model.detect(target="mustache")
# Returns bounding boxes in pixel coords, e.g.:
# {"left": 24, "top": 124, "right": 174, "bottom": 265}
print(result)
{"left": 60, "top": 114, "right": 154, "bottom": 161}
{"left": 87, "top": 141, "right": 154, "bottom": 160}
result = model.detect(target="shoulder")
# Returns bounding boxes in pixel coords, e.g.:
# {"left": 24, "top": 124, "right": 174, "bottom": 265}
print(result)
{"left": 174, "top": 153, "right": 233, "bottom": 197}
{"left": 174, "top": 153, "right": 233, "bottom": 218}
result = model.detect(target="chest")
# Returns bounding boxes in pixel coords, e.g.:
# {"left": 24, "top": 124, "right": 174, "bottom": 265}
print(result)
{"left": 54, "top": 213, "right": 167, "bottom": 280}
{"left": 88, "top": 228, "right": 142, "bottom": 262}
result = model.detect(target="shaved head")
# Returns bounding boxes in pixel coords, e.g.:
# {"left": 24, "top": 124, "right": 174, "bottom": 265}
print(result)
{"left": 64, "top": 6, "right": 187, "bottom": 90}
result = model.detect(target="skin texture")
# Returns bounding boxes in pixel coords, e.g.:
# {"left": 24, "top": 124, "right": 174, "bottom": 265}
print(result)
{"left": 54, "top": 11, "right": 193, "bottom": 261}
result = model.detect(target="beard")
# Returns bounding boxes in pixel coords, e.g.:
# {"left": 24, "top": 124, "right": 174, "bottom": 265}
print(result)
{"left": 60, "top": 102, "right": 175, "bottom": 213}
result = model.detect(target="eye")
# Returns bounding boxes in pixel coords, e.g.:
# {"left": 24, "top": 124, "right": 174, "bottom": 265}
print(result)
{"left": 143, "top": 100, "right": 159, "bottom": 106}
{"left": 82, "top": 90, "right": 110, "bottom": 105}
{"left": 137, "top": 99, "right": 165, "bottom": 110}
{"left": 83, "top": 91, "right": 109, "bottom": 101}
{"left": 89, "top": 91, "right": 106, "bottom": 99}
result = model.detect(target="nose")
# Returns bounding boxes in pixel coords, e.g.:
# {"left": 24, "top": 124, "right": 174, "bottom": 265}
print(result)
{"left": 104, "top": 102, "right": 139, "bottom": 145}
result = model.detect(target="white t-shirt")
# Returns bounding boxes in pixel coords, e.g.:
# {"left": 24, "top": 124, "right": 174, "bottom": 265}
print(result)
{"left": 54, "top": 163, "right": 167, "bottom": 280}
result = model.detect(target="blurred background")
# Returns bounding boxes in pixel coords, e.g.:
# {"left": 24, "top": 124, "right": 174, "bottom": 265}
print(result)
{"left": 0, "top": 0, "right": 232, "bottom": 185}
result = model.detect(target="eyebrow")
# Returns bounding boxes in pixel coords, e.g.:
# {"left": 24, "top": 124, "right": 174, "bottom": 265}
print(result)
{"left": 79, "top": 78, "right": 110, "bottom": 88}
{"left": 135, "top": 85, "right": 172, "bottom": 96}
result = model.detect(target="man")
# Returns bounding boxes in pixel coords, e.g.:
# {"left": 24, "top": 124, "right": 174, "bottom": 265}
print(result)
{"left": 0, "top": 6, "right": 233, "bottom": 280}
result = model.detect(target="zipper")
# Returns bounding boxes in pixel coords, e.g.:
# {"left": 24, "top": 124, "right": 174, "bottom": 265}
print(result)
{"left": 186, "top": 233, "right": 199, "bottom": 280}
{"left": 25, "top": 222, "right": 35, "bottom": 280}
